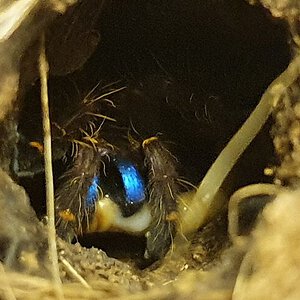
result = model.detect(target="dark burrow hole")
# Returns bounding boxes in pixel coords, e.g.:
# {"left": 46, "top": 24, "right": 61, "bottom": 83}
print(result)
{"left": 17, "top": 0, "right": 290, "bottom": 261}
{"left": 237, "top": 194, "right": 275, "bottom": 236}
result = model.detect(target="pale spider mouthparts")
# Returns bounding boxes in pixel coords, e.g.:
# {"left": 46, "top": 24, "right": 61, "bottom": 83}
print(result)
{"left": 178, "top": 55, "right": 300, "bottom": 236}
{"left": 88, "top": 196, "right": 152, "bottom": 234}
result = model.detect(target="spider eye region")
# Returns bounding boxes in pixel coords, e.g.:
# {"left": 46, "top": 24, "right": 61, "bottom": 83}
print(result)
{"left": 86, "top": 176, "right": 100, "bottom": 207}
{"left": 116, "top": 160, "right": 146, "bottom": 204}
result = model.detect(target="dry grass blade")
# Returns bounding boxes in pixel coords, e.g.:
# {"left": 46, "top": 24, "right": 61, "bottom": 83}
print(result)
{"left": 0, "top": 0, "right": 38, "bottom": 41}
{"left": 39, "top": 33, "right": 64, "bottom": 299}
{"left": 59, "top": 256, "right": 91, "bottom": 289}
{"left": 0, "top": 271, "right": 130, "bottom": 300}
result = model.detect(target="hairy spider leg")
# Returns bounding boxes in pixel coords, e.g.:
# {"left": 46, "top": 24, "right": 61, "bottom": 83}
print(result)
{"left": 55, "top": 139, "right": 112, "bottom": 241}
{"left": 142, "top": 137, "right": 180, "bottom": 262}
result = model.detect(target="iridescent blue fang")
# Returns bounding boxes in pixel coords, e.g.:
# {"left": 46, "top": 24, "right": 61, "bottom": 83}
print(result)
{"left": 86, "top": 176, "right": 100, "bottom": 207}
{"left": 117, "top": 160, "right": 145, "bottom": 204}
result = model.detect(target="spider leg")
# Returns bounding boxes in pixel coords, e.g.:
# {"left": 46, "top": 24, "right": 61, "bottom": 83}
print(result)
{"left": 142, "top": 137, "right": 180, "bottom": 262}
{"left": 55, "top": 138, "right": 113, "bottom": 242}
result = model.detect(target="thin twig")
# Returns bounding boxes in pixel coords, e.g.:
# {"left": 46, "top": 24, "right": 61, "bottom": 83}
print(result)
{"left": 39, "top": 33, "right": 64, "bottom": 299}
{"left": 59, "top": 256, "right": 92, "bottom": 289}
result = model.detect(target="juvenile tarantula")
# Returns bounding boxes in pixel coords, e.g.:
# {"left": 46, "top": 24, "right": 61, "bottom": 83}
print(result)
{"left": 33, "top": 82, "right": 183, "bottom": 265}
{"left": 55, "top": 133, "right": 180, "bottom": 263}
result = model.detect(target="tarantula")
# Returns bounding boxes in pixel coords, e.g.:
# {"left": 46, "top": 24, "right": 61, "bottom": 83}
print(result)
{"left": 17, "top": 82, "right": 184, "bottom": 265}
{"left": 54, "top": 85, "right": 183, "bottom": 264}
{"left": 55, "top": 134, "right": 180, "bottom": 264}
